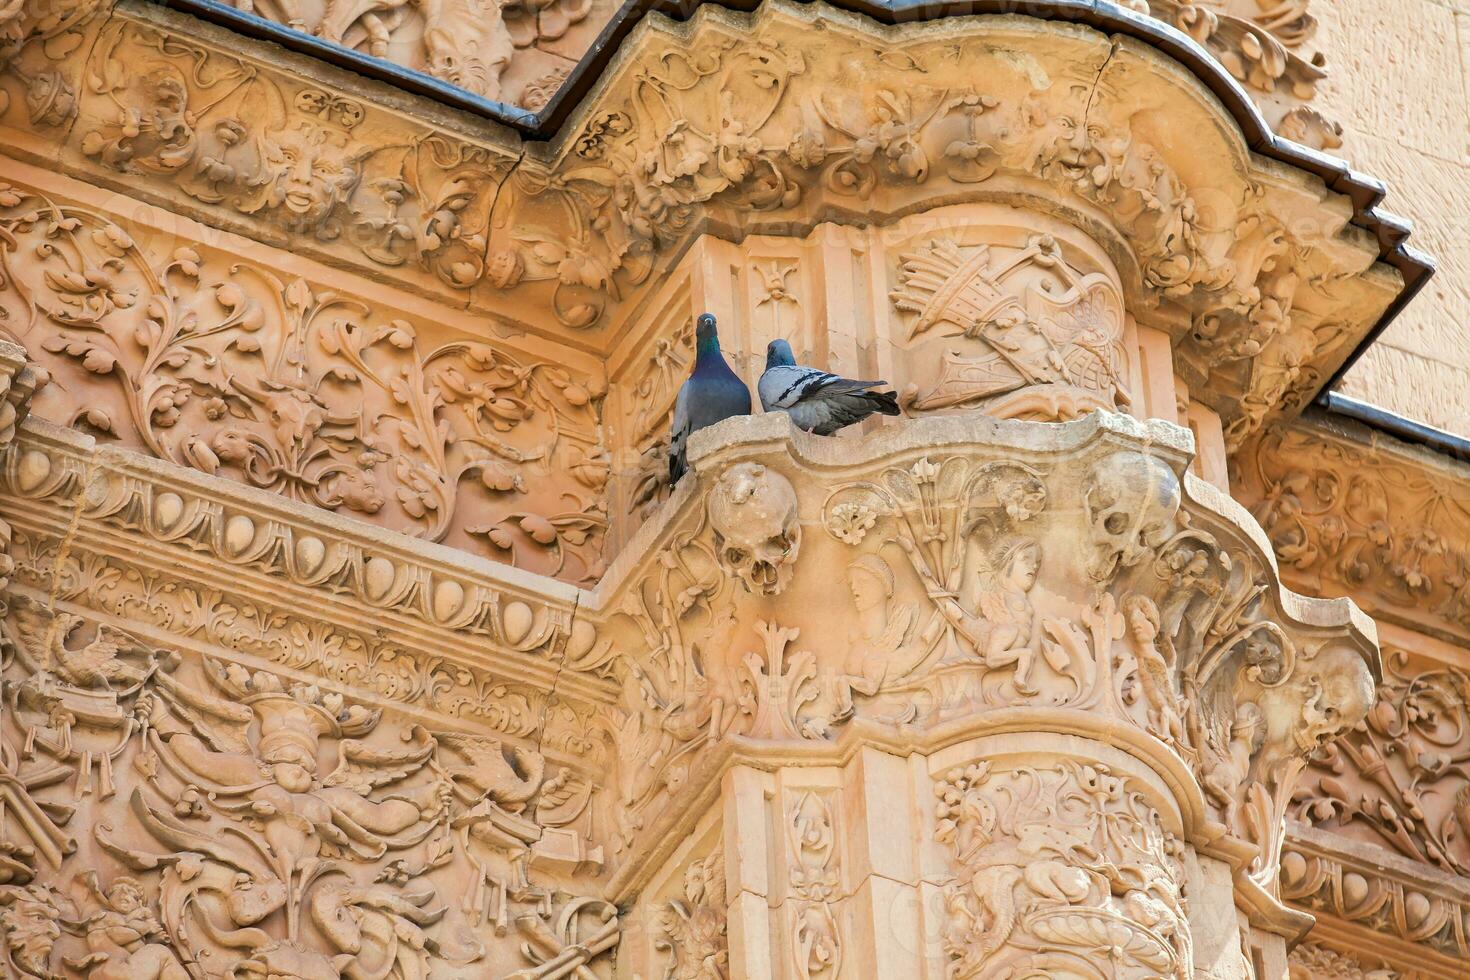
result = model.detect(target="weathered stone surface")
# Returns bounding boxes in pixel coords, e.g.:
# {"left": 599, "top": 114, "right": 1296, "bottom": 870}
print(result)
{"left": 0, "top": 0, "right": 1458, "bottom": 977}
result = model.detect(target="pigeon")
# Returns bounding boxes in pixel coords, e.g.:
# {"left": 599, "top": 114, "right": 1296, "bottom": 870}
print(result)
{"left": 759, "top": 340, "right": 901, "bottom": 435}
{"left": 669, "top": 313, "right": 753, "bottom": 484}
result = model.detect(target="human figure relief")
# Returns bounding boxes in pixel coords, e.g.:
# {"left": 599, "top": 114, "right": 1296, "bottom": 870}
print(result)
{"left": 905, "top": 535, "right": 1067, "bottom": 695}
{"left": 65, "top": 874, "right": 188, "bottom": 980}
{"left": 147, "top": 666, "right": 448, "bottom": 902}
{"left": 836, "top": 555, "right": 915, "bottom": 714}
{"left": 1122, "top": 595, "right": 1188, "bottom": 750}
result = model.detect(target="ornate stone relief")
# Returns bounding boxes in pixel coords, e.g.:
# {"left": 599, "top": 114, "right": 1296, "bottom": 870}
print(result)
{"left": 0, "top": 384, "right": 1389, "bottom": 976}
{"left": 219, "top": 0, "right": 591, "bottom": 106}
{"left": 1280, "top": 833, "right": 1470, "bottom": 967}
{"left": 0, "top": 3, "right": 1400, "bottom": 451}
{"left": 0, "top": 419, "right": 620, "bottom": 730}
{"left": 0, "top": 598, "right": 620, "bottom": 978}
{"left": 0, "top": 0, "right": 104, "bottom": 129}
{"left": 1234, "top": 418, "right": 1470, "bottom": 643}
{"left": 64, "top": 18, "right": 514, "bottom": 294}
{"left": 933, "top": 758, "right": 1189, "bottom": 978}
{"left": 575, "top": 411, "right": 1378, "bottom": 942}
{"left": 1287, "top": 941, "right": 1409, "bottom": 979}
{"left": 0, "top": 178, "right": 611, "bottom": 584}
{"left": 1142, "top": 0, "right": 1341, "bottom": 149}
{"left": 890, "top": 233, "right": 1131, "bottom": 422}
{"left": 653, "top": 840, "right": 729, "bottom": 980}
{"left": 1292, "top": 646, "right": 1470, "bottom": 879}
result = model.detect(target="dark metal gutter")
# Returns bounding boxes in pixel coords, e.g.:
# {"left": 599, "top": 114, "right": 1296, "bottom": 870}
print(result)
{"left": 145, "top": 0, "right": 1434, "bottom": 404}
{"left": 1320, "top": 392, "right": 1470, "bottom": 465}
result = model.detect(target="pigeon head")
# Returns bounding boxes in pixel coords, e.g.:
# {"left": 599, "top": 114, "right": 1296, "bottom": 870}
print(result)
{"left": 766, "top": 339, "right": 796, "bottom": 369}
{"left": 695, "top": 313, "right": 720, "bottom": 356}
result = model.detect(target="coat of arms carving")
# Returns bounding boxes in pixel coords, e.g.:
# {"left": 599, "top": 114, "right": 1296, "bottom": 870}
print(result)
{"left": 890, "top": 234, "right": 1131, "bottom": 421}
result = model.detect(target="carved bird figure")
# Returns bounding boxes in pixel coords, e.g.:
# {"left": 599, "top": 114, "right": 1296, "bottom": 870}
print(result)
{"left": 8, "top": 602, "right": 148, "bottom": 689}
{"left": 669, "top": 314, "right": 753, "bottom": 485}
{"left": 759, "top": 340, "right": 900, "bottom": 435}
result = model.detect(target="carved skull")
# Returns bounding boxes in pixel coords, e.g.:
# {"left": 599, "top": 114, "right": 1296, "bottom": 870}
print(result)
{"left": 1291, "top": 646, "right": 1375, "bottom": 754}
{"left": 708, "top": 462, "right": 801, "bottom": 596}
{"left": 1083, "top": 450, "right": 1181, "bottom": 583}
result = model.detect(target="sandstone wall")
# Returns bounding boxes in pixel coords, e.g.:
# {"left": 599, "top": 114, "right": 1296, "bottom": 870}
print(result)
{"left": 1323, "top": 0, "right": 1470, "bottom": 435}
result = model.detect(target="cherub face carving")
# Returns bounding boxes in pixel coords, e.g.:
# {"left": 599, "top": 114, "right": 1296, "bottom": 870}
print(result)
{"left": 707, "top": 462, "right": 801, "bottom": 596}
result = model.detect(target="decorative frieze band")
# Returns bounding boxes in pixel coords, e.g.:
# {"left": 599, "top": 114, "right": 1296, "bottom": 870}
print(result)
{"left": 0, "top": 1, "right": 1406, "bottom": 449}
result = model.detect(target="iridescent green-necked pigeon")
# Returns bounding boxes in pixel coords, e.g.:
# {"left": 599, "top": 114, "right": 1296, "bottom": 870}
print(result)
{"left": 669, "top": 314, "right": 752, "bottom": 484}
{"left": 759, "top": 339, "right": 900, "bottom": 435}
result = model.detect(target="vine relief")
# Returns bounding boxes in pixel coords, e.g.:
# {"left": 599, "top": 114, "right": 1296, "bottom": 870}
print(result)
{"left": 1237, "top": 422, "right": 1470, "bottom": 640}
{"left": 71, "top": 21, "right": 510, "bottom": 291}
{"left": 0, "top": 183, "right": 610, "bottom": 584}
{"left": 223, "top": 0, "right": 592, "bottom": 105}
{"left": 1293, "top": 647, "right": 1470, "bottom": 877}
{"left": 1142, "top": 0, "right": 1342, "bottom": 149}
{"left": 0, "top": 597, "right": 618, "bottom": 978}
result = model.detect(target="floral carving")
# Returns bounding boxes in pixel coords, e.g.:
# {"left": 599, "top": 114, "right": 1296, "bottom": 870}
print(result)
{"left": 0, "top": 185, "right": 609, "bottom": 583}
{"left": 787, "top": 792, "right": 841, "bottom": 979}
{"left": 1293, "top": 648, "right": 1470, "bottom": 876}
{"left": 216, "top": 0, "right": 593, "bottom": 105}
{"left": 1143, "top": 0, "right": 1341, "bottom": 149}
{"left": 1237, "top": 421, "right": 1470, "bottom": 640}
{"left": 76, "top": 22, "right": 508, "bottom": 290}
{"left": 0, "top": 598, "right": 619, "bottom": 978}
{"left": 0, "top": 0, "right": 102, "bottom": 128}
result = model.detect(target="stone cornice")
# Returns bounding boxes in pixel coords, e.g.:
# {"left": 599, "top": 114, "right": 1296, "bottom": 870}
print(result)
{"left": 1233, "top": 408, "right": 1470, "bottom": 647}
{"left": 0, "top": 417, "right": 615, "bottom": 715}
{"left": 0, "top": 0, "right": 1428, "bottom": 443}
{"left": 1283, "top": 824, "right": 1470, "bottom": 975}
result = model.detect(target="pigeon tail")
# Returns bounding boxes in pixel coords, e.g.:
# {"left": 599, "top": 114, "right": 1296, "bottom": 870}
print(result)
{"left": 862, "top": 388, "right": 902, "bottom": 416}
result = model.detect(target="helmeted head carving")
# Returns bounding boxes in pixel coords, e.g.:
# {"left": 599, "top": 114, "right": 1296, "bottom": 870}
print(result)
{"left": 1083, "top": 450, "right": 1181, "bottom": 583}
{"left": 708, "top": 462, "right": 801, "bottom": 596}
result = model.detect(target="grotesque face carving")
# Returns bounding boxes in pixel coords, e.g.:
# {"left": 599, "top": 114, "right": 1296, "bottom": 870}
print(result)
{"left": 1291, "top": 645, "right": 1376, "bottom": 754}
{"left": 1083, "top": 450, "right": 1181, "bottom": 583}
{"left": 708, "top": 462, "right": 801, "bottom": 596}
{"left": 262, "top": 125, "right": 362, "bottom": 236}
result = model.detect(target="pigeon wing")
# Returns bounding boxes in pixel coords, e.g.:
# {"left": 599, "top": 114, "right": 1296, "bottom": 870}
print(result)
{"left": 668, "top": 381, "right": 692, "bottom": 482}
{"left": 759, "top": 365, "right": 870, "bottom": 410}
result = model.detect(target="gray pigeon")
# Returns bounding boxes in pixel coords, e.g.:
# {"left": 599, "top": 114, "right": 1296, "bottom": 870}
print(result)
{"left": 669, "top": 314, "right": 753, "bottom": 484}
{"left": 759, "top": 340, "right": 900, "bottom": 435}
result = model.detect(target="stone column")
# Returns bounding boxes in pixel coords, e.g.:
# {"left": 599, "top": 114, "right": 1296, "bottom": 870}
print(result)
{"left": 610, "top": 411, "right": 1378, "bottom": 980}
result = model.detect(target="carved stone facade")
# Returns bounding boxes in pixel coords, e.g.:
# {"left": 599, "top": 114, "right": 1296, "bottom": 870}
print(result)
{"left": 0, "top": 0, "right": 1457, "bottom": 977}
